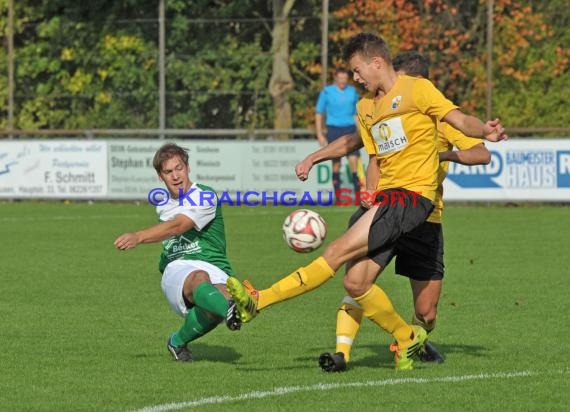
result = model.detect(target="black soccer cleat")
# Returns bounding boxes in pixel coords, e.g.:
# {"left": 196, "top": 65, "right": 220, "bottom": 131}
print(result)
{"left": 167, "top": 335, "right": 193, "bottom": 362}
{"left": 225, "top": 299, "right": 242, "bottom": 331}
{"left": 319, "top": 352, "right": 347, "bottom": 372}
{"left": 417, "top": 341, "right": 445, "bottom": 363}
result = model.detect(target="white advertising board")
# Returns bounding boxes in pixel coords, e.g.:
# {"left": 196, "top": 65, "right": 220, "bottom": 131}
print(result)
{"left": 106, "top": 140, "right": 356, "bottom": 202}
{"left": 107, "top": 140, "right": 164, "bottom": 198}
{"left": 2, "top": 138, "right": 568, "bottom": 202}
{"left": 0, "top": 141, "right": 107, "bottom": 198}
{"left": 444, "top": 139, "right": 570, "bottom": 201}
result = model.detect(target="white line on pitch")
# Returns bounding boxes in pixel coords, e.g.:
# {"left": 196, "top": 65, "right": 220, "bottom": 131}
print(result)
{"left": 134, "top": 370, "right": 549, "bottom": 412}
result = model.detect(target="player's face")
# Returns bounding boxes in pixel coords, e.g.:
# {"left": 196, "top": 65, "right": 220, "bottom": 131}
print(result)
{"left": 349, "top": 53, "right": 381, "bottom": 92}
{"left": 335, "top": 72, "right": 349, "bottom": 89}
{"left": 159, "top": 155, "right": 191, "bottom": 198}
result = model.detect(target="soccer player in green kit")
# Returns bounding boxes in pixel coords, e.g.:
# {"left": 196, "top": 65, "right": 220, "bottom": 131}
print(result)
{"left": 114, "top": 143, "right": 241, "bottom": 362}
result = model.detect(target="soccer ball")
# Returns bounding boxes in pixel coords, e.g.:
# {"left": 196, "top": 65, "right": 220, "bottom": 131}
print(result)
{"left": 282, "top": 209, "right": 327, "bottom": 253}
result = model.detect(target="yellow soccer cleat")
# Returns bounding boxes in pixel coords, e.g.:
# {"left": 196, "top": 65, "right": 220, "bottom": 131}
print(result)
{"left": 226, "top": 277, "right": 258, "bottom": 323}
{"left": 389, "top": 325, "right": 428, "bottom": 371}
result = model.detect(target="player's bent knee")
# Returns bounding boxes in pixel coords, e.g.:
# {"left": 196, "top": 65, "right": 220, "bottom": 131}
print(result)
{"left": 343, "top": 276, "right": 370, "bottom": 297}
{"left": 183, "top": 270, "right": 212, "bottom": 298}
{"left": 415, "top": 308, "right": 437, "bottom": 324}
{"left": 188, "top": 270, "right": 211, "bottom": 282}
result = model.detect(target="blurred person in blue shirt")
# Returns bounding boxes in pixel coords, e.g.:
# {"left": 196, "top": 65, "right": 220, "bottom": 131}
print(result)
{"left": 315, "top": 68, "right": 361, "bottom": 197}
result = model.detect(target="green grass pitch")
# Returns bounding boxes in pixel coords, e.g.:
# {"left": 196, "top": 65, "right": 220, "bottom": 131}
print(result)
{"left": 1, "top": 202, "right": 568, "bottom": 411}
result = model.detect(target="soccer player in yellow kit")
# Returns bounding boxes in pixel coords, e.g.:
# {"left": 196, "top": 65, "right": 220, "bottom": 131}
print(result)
{"left": 322, "top": 56, "right": 499, "bottom": 370}
{"left": 293, "top": 51, "right": 497, "bottom": 371}
{"left": 228, "top": 33, "right": 506, "bottom": 370}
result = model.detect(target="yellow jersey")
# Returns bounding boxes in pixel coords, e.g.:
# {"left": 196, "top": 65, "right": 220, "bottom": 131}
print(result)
{"left": 357, "top": 75, "right": 458, "bottom": 202}
{"left": 428, "top": 122, "right": 484, "bottom": 223}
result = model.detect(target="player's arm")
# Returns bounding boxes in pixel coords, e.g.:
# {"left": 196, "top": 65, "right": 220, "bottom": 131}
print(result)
{"left": 315, "top": 113, "right": 328, "bottom": 147}
{"left": 295, "top": 133, "right": 363, "bottom": 181}
{"left": 114, "top": 214, "right": 195, "bottom": 250}
{"left": 365, "top": 154, "right": 379, "bottom": 191}
{"left": 439, "top": 143, "right": 491, "bottom": 165}
{"left": 360, "top": 154, "right": 379, "bottom": 209}
{"left": 442, "top": 109, "right": 507, "bottom": 142}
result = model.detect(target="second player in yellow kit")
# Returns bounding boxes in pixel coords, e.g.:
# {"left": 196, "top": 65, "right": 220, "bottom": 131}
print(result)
{"left": 327, "top": 112, "right": 492, "bottom": 371}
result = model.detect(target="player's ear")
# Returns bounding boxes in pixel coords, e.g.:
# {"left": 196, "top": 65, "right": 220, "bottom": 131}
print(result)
{"left": 371, "top": 56, "right": 383, "bottom": 69}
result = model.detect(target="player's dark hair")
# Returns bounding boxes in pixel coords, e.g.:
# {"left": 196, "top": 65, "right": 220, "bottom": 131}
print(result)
{"left": 334, "top": 67, "right": 350, "bottom": 75}
{"left": 342, "top": 33, "right": 391, "bottom": 64}
{"left": 393, "top": 51, "right": 430, "bottom": 79}
{"left": 153, "top": 143, "right": 189, "bottom": 174}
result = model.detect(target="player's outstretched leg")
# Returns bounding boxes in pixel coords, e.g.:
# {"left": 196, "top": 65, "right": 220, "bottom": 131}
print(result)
{"left": 389, "top": 325, "right": 428, "bottom": 371}
{"left": 250, "top": 257, "right": 335, "bottom": 310}
{"left": 227, "top": 277, "right": 258, "bottom": 323}
{"left": 318, "top": 352, "right": 347, "bottom": 372}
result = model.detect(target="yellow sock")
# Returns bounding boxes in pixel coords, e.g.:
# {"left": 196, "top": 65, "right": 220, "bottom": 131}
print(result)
{"left": 412, "top": 313, "right": 436, "bottom": 334}
{"left": 257, "top": 256, "right": 334, "bottom": 310}
{"left": 354, "top": 285, "right": 414, "bottom": 347}
{"left": 335, "top": 296, "right": 363, "bottom": 362}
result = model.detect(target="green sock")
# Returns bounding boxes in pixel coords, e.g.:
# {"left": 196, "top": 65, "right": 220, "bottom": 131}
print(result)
{"left": 193, "top": 282, "right": 229, "bottom": 318}
{"left": 171, "top": 306, "right": 220, "bottom": 346}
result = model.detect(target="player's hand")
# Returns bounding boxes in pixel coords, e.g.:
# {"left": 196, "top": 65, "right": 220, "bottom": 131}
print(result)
{"left": 114, "top": 233, "right": 141, "bottom": 250}
{"left": 295, "top": 158, "right": 314, "bottom": 181}
{"left": 483, "top": 118, "right": 508, "bottom": 142}
{"left": 317, "top": 133, "right": 327, "bottom": 148}
{"left": 360, "top": 189, "right": 377, "bottom": 209}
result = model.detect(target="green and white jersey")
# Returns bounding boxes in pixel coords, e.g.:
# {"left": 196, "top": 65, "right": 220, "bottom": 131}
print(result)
{"left": 156, "top": 183, "right": 234, "bottom": 275}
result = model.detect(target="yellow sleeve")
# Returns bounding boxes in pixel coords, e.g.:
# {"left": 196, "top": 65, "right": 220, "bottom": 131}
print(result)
{"left": 442, "top": 122, "right": 484, "bottom": 150}
{"left": 413, "top": 78, "right": 458, "bottom": 121}
{"left": 356, "top": 103, "right": 377, "bottom": 156}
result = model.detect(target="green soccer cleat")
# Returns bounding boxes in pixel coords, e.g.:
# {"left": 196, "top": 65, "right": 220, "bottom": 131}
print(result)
{"left": 389, "top": 325, "right": 428, "bottom": 371}
{"left": 226, "top": 277, "right": 258, "bottom": 323}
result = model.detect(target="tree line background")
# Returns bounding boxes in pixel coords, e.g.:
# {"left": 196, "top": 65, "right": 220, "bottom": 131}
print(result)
{"left": 0, "top": 0, "right": 568, "bottom": 134}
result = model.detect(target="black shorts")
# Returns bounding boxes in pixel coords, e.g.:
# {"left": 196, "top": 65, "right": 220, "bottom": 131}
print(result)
{"left": 393, "top": 222, "right": 444, "bottom": 281}
{"left": 348, "top": 189, "right": 442, "bottom": 281}
{"left": 327, "top": 125, "right": 360, "bottom": 157}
